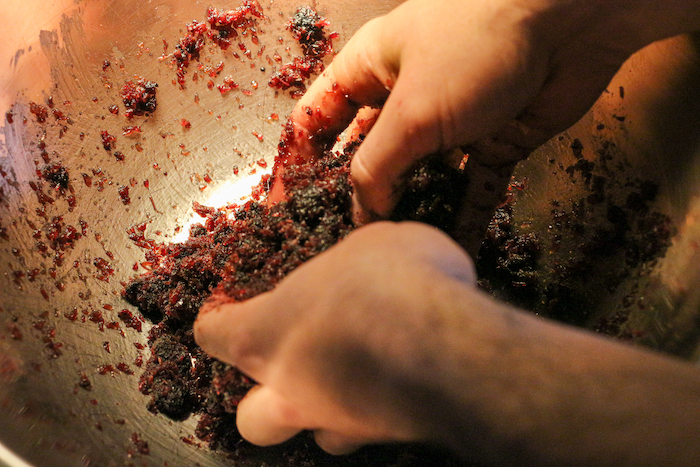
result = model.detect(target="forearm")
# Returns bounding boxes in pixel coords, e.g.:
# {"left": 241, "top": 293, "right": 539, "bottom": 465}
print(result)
{"left": 533, "top": 0, "right": 700, "bottom": 53}
{"left": 420, "top": 282, "right": 700, "bottom": 465}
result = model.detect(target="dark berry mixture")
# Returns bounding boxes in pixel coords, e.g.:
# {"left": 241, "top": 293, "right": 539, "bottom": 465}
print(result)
{"left": 173, "top": 20, "right": 208, "bottom": 87}
{"left": 120, "top": 78, "right": 158, "bottom": 118}
{"left": 123, "top": 141, "right": 465, "bottom": 465}
{"left": 287, "top": 7, "right": 334, "bottom": 58}
{"left": 41, "top": 163, "right": 70, "bottom": 190}
{"left": 268, "top": 56, "right": 322, "bottom": 91}
{"left": 269, "top": 7, "right": 336, "bottom": 94}
{"left": 117, "top": 6, "right": 671, "bottom": 465}
{"left": 206, "top": 1, "right": 265, "bottom": 50}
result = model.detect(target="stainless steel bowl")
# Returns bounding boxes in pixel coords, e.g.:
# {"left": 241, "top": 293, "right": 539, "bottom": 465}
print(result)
{"left": 2, "top": 1, "right": 700, "bottom": 465}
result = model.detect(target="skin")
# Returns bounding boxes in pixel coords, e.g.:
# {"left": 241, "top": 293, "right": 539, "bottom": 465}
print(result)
{"left": 196, "top": 222, "right": 700, "bottom": 465}
{"left": 196, "top": 0, "right": 700, "bottom": 464}
{"left": 267, "top": 0, "right": 700, "bottom": 255}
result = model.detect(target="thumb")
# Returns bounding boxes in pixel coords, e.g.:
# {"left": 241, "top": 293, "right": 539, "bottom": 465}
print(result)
{"left": 236, "top": 385, "right": 304, "bottom": 446}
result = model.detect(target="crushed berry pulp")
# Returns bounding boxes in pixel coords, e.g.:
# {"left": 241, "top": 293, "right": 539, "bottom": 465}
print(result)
{"left": 123, "top": 141, "right": 466, "bottom": 462}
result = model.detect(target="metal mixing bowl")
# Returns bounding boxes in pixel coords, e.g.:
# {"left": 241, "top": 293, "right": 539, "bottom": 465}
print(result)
{"left": 2, "top": 1, "right": 700, "bottom": 465}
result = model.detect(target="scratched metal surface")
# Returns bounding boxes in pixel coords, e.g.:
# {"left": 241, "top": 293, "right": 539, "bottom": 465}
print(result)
{"left": 1, "top": 1, "right": 700, "bottom": 466}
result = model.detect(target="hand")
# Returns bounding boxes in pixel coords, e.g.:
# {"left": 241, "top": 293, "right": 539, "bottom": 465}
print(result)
{"left": 196, "top": 220, "right": 700, "bottom": 465}
{"left": 194, "top": 221, "right": 477, "bottom": 454}
{"left": 269, "top": 0, "right": 699, "bottom": 251}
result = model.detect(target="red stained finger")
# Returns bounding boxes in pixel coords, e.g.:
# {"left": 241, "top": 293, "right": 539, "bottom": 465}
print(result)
{"left": 268, "top": 18, "right": 399, "bottom": 204}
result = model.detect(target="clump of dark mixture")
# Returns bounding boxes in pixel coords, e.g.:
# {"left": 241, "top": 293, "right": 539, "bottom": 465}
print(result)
{"left": 41, "top": 162, "right": 70, "bottom": 190}
{"left": 287, "top": 7, "right": 334, "bottom": 57}
{"left": 123, "top": 129, "right": 673, "bottom": 463}
{"left": 206, "top": 2, "right": 265, "bottom": 50}
{"left": 172, "top": 20, "right": 208, "bottom": 86}
{"left": 269, "top": 7, "right": 337, "bottom": 94}
{"left": 123, "top": 141, "right": 466, "bottom": 465}
{"left": 120, "top": 78, "right": 158, "bottom": 118}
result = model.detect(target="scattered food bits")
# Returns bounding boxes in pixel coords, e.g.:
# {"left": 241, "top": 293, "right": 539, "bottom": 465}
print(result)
{"left": 130, "top": 433, "right": 150, "bottom": 455}
{"left": 269, "top": 56, "right": 321, "bottom": 91}
{"left": 78, "top": 372, "right": 92, "bottom": 390}
{"left": 29, "top": 102, "right": 49, "bottom": 123}
{"left": 118, "top": 309, "right": 143, "bottom": 332}
{"left": 269, "top": 7, "right": 334, "bottom": 92}
{"left": 122, "top": 126, "right": 142, "bottom": 137}
{"left": 217, "top": 76, "right": 238, "bottom": 94}
{"left": 101, "top": 131, "right": 116, "bottom": 151}
{"left": 117, "top": 362, "right": 134, "bottom": 375}
{"left": 93, "top": 257, "right": 115, "bottom": 281}
{"left": 8, "top": 324, "right": 23, "bottom": 340}
{"left": 41, "top": 163, "right": 70, "bottom": 190}
{"left": 121, "top": 78, "right": 158, "bottom": 118}
{"left": 118, "top": 185, "right": 131, "bottom": 205}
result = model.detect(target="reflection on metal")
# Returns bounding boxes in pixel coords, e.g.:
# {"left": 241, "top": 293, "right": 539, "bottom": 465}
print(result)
{"left": 172, "top": 169, "right": 271, "bottom": 243}
{"left": 0, "top": 442, "right": 34, "bottom": 467}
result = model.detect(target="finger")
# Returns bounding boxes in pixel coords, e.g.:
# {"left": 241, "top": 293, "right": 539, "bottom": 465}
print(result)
{"left": 268, "top": 17, "right": 399, "bottom": 203}
{"left": 349, "top": 73, "right": 446, "bottom": 219}
{"left": 236, "top": 385, "right": 304, "bottom": 446}
{"left": 194, "top": 294, "right": 275, "bottom": 381}
{"left": 313, "top": 430, "right": 363, "bottom": 456}
{"left": 347, "top": 106, "right": 381, "bottom": 143}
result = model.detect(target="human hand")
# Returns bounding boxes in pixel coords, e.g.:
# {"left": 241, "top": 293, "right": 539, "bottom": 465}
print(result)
{"left": 194, "top": 221, "right": 477, "bottom": 454}
{"left": 269, "top": 0, "right": 698, "bottom": 253}
{"left": 194, "top": 226, "right": 700, "bottom": 465}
